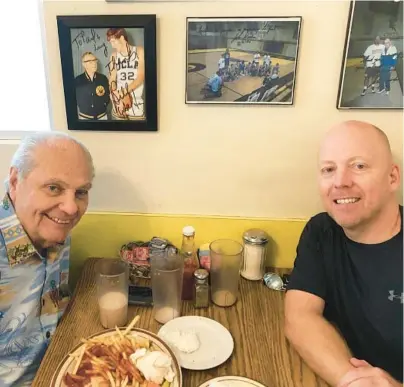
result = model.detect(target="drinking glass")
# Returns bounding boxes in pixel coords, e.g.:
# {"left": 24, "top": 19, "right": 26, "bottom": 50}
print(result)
{"left": 209, "top": 239, "right": 243, "bottom": 307}
{"left": 150, "top": 252, "right": 184, "bottom": 324}
{"left": 95, "top": 259, "right": 129, "bottom": 328}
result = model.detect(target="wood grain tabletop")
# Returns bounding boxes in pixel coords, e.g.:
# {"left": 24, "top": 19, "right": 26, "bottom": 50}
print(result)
{"left": 32, "top": 258, "right": 329, "bottom": 387}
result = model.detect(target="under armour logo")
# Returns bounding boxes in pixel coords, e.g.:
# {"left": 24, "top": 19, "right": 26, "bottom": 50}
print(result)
{"left": 388, "top": 290, "right": 404, "bottom": 303}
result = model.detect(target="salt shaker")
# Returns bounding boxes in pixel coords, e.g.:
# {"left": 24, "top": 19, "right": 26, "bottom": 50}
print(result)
{"left": 241, "top": 229, "right": 269, "bottom": 280}
{"left": 194, "top": 269, "right": 210, "bottom": 308}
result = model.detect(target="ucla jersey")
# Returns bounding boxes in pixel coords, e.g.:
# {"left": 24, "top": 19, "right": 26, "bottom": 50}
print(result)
{"left": 114, "top": 46, "right": 144, "bottom": 118}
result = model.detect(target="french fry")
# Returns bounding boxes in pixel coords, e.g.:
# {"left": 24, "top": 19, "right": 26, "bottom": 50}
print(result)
{"left": 113, "top": 341, "right": 122, "bottom": 352}
{"left": 85, "top": 352, "right": 108, "bottom": 366}
{"left": 124, "top": 337, "right": 133, "bottom": 350}
{"left": 130, "top": 337, "right": 137, "bottom": 348}
{"left": 82, "top": 337, "right": 104, "bottom": 344}
{"left": 122, "top": 376, "right": 129, "bottom": 387}
{"left": 92, "top": 364, "right": 108, "bottom": 374}
{"left": 84, "top": 369, "right": 103, "bottom": 376}
{"left": 72, "top": 344, "right": 86, "bottom": 375}
{"left": 116, "top": 325, "right": 125, "bottom": 339}
{"left": 123, "top": 315, "right": 140, "bottom": 336}
{"left": 107, "top": 371, "right": 116, "bottom": 387}
{"left": 99, "top": 369, "right": 110, "bottom": 382}
{"left": 136, "top": 337, "right": 150, "bottom": 349}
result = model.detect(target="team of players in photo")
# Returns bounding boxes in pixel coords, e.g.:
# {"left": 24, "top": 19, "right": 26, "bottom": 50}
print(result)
{"left": 202, "top": 48, "right": 281, "bottom": 99}
{"left": 74, "top": 28, "right": 145, "bottom": 121}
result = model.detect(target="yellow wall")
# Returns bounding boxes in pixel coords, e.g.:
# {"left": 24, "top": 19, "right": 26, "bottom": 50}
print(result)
{"left": 70, "top": 212, "right": 305, "bottom": 286}
{"left": 0, "top": 1, "right": 402, "bottom": 286}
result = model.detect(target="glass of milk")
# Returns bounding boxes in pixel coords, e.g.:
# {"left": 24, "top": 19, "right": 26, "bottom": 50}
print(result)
{"left": 96, "top": 259, "right": 129, "bottom": 329}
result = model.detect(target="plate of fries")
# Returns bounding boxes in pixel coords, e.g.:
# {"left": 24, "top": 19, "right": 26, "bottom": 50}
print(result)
{"left": 51, "top": 316, "right": 182, "bottom": 387}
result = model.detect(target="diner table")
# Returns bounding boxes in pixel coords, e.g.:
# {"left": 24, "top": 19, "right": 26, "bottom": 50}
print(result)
{"left": 32, "top": 258, "right": 329, "bottom": 387}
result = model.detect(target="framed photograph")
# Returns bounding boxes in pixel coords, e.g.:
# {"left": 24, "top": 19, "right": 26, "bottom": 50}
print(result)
{"left": 185, "top": 17, "right": 302, "bottom": 105}
{"left": 337, "top": 1, "right": 403, "bottom": 109}
{"left": 57, "top": 15, "right": 158, "bottom": 131}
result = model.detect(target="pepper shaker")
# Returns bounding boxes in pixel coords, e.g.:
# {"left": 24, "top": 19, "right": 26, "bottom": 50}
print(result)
{"left": 241, "top": 229, "right": 269, "bottom": 281}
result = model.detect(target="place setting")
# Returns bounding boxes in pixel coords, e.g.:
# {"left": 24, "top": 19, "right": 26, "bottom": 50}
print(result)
{"left": 148, "top": 235, "right": 269, "bottom": 387}
{"left": 157, "top": 316, "right": 267, "bottom": 387}
{"left": 49, "top": 229, "right": 279, "bottom": 387}
{"left": 158, "top": 315, "right": 234, "bottom": 371}
{"left": 50, "top": 312, "right": 265, "bottom": 387}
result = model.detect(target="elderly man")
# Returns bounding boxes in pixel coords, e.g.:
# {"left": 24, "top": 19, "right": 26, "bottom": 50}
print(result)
{"left": 75, "top": 52, "right": 110, "bottom": 120}
{"left": 285, "top": 120, "right": 403, "bottom": 387}
{"left": 378, "top": 38, "right": 398, "bottom": 96}
{"left": 0, "top": 132, "right": 94, "bottom": 386}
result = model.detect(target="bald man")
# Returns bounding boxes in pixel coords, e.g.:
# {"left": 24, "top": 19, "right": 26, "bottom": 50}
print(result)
{"left": 285, "top": 121, "right": 403, "bottom": 387}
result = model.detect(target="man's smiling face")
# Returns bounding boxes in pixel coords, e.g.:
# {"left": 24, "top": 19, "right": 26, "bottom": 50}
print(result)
{"left": 8, "top": 139, "right": 93, "bottom": 248}
{"left": 318, "top": 121, "right": 399, "bottom": 231}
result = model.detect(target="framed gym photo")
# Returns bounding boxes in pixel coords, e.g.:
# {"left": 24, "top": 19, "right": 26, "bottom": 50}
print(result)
{"left": 337, "top": 1, "right": 403, "bottom": 109}
{"left": 57, "top": 15, "right": 158, "bottom": 131}
{"left": 185, "top": 17, "right": 302, "bottom": 105}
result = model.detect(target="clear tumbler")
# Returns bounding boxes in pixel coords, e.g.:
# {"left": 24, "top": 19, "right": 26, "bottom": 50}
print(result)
{"left": 150, "top": 252, "right": 184, "bottom": 324}
{"left": 96, "top": 259, "right": 129, "bottom": 329}
{"left": 209, "top": 239, "right": 243, "bottom": 307}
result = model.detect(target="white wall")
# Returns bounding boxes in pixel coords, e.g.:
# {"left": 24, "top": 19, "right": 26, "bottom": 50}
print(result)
{"left": 0, "top": 0, "right": 402, "bottom": 219}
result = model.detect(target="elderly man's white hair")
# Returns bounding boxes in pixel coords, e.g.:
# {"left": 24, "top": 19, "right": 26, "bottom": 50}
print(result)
{"left": 6, "top": 131, "right": 94, "bottom": 187}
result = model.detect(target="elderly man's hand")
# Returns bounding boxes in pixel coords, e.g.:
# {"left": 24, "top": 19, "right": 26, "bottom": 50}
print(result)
{"left": 336, "top": 358, "right": 402, "bottom": 387}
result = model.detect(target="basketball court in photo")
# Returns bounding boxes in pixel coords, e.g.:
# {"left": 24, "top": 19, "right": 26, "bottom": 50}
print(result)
{"left": 187, "top": 48, "right": 296, "bottom": 102}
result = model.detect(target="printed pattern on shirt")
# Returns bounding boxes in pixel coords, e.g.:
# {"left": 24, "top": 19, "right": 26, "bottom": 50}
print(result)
{"left": 0, "top": 193, "right": 71, "bottom": 387}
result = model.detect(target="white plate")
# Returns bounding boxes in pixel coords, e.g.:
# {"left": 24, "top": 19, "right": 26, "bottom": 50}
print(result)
{"left": 158, "top": 316, "right": 234, "bottom": 370}
{"left": 198, "top": 376, "right": 267, "bottom": 387}
{"left": 51, "top": 328, "right": 182, "bottom": 387}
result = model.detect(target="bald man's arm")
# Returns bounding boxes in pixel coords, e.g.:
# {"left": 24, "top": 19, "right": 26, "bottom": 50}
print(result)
{"left": 285, "top": 290, "right": 355, "bottom": 386}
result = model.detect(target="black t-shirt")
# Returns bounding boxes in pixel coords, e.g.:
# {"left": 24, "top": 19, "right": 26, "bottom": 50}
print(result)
{"left": 75, "top": 72, "right": 110, "bottom": 118}
{"left": 287, "top": 206, "right": 403, "bottom": 382}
